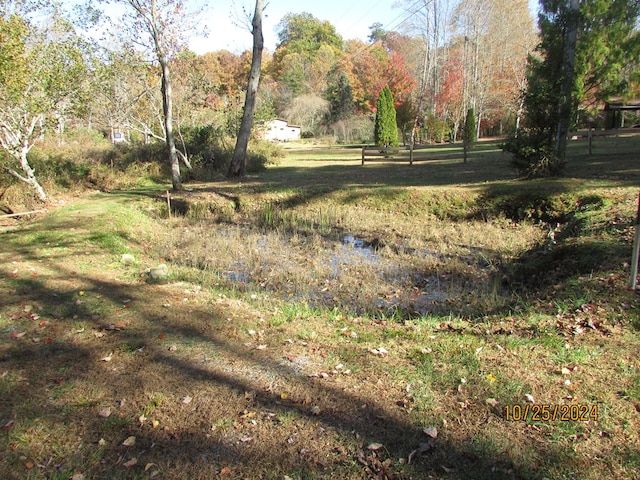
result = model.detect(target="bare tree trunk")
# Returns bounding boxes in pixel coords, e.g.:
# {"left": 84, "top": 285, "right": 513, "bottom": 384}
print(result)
{"left": 410, "top": 40, "right": 430, "bottom": 163}
{"left": 0, "top": 113, "right": 47, "bottom": 202}
{"left": 554, "top": 0, "right": 579, "bottom": 166}
{"left": 18, "top": 141, "right": 47, "bottom": 202}
{"left": 159, "top": 54, "right": 182, "bottom": 190}
{"left": 228, "top": 0, "right": 264, "bottom": 178}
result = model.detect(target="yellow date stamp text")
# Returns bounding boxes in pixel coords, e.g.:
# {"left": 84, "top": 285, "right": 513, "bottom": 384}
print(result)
{"left": 504, "top": 404, "right": 598, "bottom": 422}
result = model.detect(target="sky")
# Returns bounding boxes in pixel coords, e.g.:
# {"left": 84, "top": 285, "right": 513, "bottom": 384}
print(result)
{"left": 190, "top": 0, "right": 434, "bottom": 54}
{"left": 189, "top": 0, "right": 541, "bottom": 55}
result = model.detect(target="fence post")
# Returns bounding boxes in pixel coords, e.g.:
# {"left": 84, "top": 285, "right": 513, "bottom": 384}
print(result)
{"left": 630, "top": 191, "right": 640, "bottom": 289}
{"left": 361, "top": 146, "right": 365, "bottom": 165}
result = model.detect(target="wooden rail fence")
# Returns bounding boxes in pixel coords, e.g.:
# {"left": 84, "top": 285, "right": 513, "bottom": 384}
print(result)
{"left": 361, "top": 144, "right": 435, "bottom": 165}
{"left": 361, "top": 128, "right": 639, "bottom": 165}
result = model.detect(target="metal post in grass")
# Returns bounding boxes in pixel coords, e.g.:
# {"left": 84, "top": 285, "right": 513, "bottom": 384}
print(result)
{"left": 630, "top": 191, "right": 640, "bottom": 289}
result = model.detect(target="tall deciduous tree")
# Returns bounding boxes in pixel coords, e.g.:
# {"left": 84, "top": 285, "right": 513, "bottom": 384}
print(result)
{"left": 271, "top": 12, "right": 343, "bottom": 96}
{"left": 374, "top": 86, "right": 398, "bottom": 147}
{"left": 102, "top": 0, "right": 203, "bottom": 190}
{"left": 228, "top": 0, "right": 264, "bottom": 178}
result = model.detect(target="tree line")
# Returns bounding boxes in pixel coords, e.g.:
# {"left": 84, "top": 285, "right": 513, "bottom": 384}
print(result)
{"left": 0, "top": 0, "right": 638, "bottom": 200}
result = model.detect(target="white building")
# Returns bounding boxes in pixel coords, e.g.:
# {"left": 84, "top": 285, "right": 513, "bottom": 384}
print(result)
{"left": 263, "top": 119, "right": 301, "bottom": 142}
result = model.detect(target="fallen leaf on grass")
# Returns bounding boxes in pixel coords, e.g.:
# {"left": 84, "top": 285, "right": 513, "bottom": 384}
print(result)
{"left": 98, "top": 407, "right": 112, "bottom": 418}
{"left": 486, "top": 398, "right": 499, "bottom": 408}
{"left": 423, "top": 426, "right": 438, "bottom": 438}
{"left": 368, "top": 347, "right": 388, "bottom": 356}
{"left": 151, "top": 420, "right": 160, "bottom": 428}
{"left": 71, "top": 474, "right": 85, "bottom": 480}
{"left": 367, "top": 443, "right": 383, "bottom": 450}
{"left": 524, "top": 394, "right": 535, "bottom": 403}
{"left": 122, "top": 436, "right": 136, "bottom": 447}
{"left": 101, "top": 352, "right": 113, "bottom": 362}
{"left": 123, "top": 457, "right": 137, "bottom": 468}
{"left": 180, "top": 396, "right": 192, "bottom": 404}
{"left": 3, "top": 419, "right": 15, "bottom": 430}
{"left": 219, "top": 466, "right": 232, "bottom": 475}
{"left": 11, "top": 332, "right": 26, "bottom": 339}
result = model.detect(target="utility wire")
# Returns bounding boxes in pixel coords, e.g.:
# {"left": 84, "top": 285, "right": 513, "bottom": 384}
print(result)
{"left": 341, "top": 0, "right": 425, "bottom": 63}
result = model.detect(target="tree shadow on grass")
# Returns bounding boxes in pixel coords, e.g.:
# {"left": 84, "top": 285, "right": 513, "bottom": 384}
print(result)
{"left": 0, "top": 226, "right": 602, "bottom": 480}
{"left": 3, "top": 173, "right": 639, "bottom": 478}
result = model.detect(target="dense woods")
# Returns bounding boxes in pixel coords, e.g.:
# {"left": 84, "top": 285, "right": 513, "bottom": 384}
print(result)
{"left": 0, "top": 0, "right": 639, "bottom": 198}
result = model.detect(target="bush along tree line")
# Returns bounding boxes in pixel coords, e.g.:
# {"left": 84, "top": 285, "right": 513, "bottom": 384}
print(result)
{"left": 0, "top": 0, "right": 639, "bottom": 200}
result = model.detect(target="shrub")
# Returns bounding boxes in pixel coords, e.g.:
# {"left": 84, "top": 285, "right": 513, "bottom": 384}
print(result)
{"left": 464, "top": 108, "right": 476, "bottom": 145}
{"left": 423, "top": 115, "right": 451, "bottom": 143}
{"left": 502, "top": 131, "right": 565, "bottom": 178}
{"left": 374, "top": 86, "right": 399, "bottom": 147}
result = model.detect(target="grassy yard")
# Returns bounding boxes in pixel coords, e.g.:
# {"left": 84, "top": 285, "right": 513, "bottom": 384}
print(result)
{"left": 0, "top": 135, "right": 639, "bottom": 479}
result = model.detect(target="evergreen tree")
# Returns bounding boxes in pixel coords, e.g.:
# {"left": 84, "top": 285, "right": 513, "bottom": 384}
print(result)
{"left": 326, "top": 71, "right": 354, "bottom": 122}
{"left": 374, "top": 85, "right": 398, "bottom": 147}
{"left": 464, "top": 108, "right": 476, "bottom": 145}
{"left": 504, "top": 0, "right": 640, "bottom": 177}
